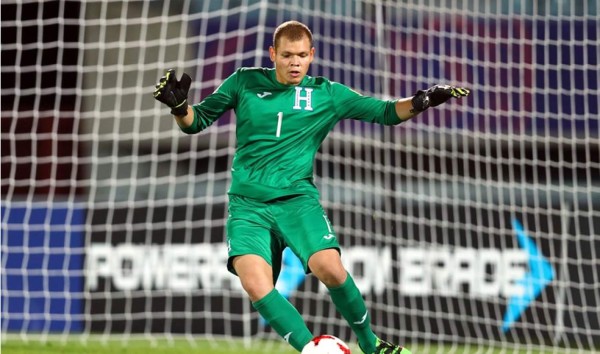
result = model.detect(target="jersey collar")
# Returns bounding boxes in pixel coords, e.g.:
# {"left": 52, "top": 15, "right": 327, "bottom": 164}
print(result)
{"left": 268, "top": 68, "right": 312, "bottom": 87}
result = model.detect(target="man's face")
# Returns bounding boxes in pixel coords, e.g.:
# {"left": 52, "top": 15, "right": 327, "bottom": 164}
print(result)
{"left": 269, "top": 35, "right": 314, "bottom": 85}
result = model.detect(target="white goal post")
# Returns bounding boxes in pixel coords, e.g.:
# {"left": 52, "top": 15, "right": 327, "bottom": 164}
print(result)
{"left": 2, "top": 1, "right": 599, "bottom": 353}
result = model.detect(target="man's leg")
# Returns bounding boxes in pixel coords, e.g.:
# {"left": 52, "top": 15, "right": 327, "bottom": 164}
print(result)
{"left": 309, "top": 249, "right": 411, "bottom": 354}
{"left": 227, "top": 196, "right": 313, "bottom": 351}
{"left": 233, "top": 254, "right": 313, "bottom": 351}
{"left": 308, "top": 249, "right": 378, "bottom": 353}
{"left": 273, "top": 196, "right": 379, "bottom": 352}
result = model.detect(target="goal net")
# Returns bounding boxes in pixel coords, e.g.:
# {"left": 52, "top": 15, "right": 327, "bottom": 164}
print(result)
{"left": 2, "top": 0, "right": 599, "bottom": 352}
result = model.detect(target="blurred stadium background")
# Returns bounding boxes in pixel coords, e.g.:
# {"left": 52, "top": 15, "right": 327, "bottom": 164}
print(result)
{"left": 1, "top": 0, "right": 599, "bottom": 353}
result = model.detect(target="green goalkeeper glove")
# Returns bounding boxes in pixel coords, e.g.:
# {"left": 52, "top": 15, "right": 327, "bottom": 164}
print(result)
{"left": 410, "top": 85, "right": 470, "bottom": 113}
{"left": 153, "top": 69, "right": 192, "bottom": 116}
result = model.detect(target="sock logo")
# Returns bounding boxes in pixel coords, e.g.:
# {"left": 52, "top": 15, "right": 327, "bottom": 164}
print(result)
{"left": 283, "top": 332, "right": 292, "bottom": 343}
{"left": 353, "top": 310, "right": 368, "bottom": 325}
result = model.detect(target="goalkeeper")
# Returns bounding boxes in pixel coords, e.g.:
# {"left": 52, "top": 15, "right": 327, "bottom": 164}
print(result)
{"left": 154, "top": 20, "right": 468, "bottom": 354}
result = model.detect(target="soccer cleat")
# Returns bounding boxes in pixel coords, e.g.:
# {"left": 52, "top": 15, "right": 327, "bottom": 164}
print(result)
{"left": 360, "top": 337, "right": 412, "bottom": 354}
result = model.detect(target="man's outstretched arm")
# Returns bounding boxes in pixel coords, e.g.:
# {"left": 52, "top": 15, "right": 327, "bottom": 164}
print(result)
{"left": 395, "top": 85, "right": 470, "bottom": 121}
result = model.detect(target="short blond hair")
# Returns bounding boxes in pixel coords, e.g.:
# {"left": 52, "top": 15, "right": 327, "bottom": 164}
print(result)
{"left": 273, "top": 21, "right": 313, "bottom": 49}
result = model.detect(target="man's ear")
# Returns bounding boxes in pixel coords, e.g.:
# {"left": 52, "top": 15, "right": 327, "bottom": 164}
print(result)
{"left": 269, "top": 46, "right": 276, "bottom": 62}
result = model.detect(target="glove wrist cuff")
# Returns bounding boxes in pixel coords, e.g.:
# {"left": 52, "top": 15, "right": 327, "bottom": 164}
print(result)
{"left": 170, "top": 100, "right": 188, "bottom": 116}
{"left": 410, "top": 90, "right": 430, "bottom": 113}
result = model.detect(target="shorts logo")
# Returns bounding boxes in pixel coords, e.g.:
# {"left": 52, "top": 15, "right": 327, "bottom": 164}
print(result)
{"left": 323, "top": 233, "right": 335, "bottom": 240}
{"left": 322, "top": 214, "right": 335, "bottom": 240}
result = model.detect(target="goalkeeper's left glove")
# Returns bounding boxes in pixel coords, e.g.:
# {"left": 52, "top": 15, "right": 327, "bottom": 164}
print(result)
{"left": 153, "top": 69, "right": 192, "bottom": 116}
{"left": 410, "top": 85, "right": 470, "bottom": 113}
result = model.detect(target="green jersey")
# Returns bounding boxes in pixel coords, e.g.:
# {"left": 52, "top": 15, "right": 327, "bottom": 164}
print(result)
{"left": 182, "top": 67, "right": 402, "bottom": 202}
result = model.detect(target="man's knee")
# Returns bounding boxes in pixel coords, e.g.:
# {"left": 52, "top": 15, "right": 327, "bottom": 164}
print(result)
{"left": 308, "top": 248, "right": 347, "bottom": 287}
{"left": 232, "top": 254, "right": 275, "bottom": 301}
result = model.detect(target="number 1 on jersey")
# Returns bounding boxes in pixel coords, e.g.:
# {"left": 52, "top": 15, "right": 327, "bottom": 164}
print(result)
{"left": 276, "top": 112, "right": 283, "bottom": 137}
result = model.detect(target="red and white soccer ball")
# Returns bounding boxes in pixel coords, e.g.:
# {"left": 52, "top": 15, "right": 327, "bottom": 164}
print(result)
{"left": 301, "top": 335, "right": 351, "bottom": 354}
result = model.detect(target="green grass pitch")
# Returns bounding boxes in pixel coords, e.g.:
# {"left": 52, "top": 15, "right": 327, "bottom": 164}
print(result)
{"left": 1, "top": 337, "right": 564, "bottom": 354}
{"left": 2, "top": 338, "right": 297, "bottom": 354}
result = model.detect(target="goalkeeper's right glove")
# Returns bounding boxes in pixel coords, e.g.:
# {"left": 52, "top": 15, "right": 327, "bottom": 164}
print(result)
{"left": 153, "top": 69, "right": 192, "bottom": 116}
{"left": 410, "top": 84, "right": 470, "bottom": 113}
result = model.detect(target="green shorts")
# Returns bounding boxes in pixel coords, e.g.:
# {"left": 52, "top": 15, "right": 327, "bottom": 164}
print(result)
{"left": 226, "top": 194, "right": 340, "bottom": 281}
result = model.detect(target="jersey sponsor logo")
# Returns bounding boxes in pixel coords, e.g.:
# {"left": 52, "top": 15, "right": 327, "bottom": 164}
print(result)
{"left": 257, "top": 91, "right": 272, "bottom": 98}
{"left": 293, "top": 87, "right": 313, "bottom": 111}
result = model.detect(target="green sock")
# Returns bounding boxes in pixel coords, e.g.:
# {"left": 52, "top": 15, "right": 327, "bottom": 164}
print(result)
{"left": 252, "top": 289, "right": 313, "bottom": 352}
{"left": 328, "top": 273, "right": 377, "bottom": 353}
